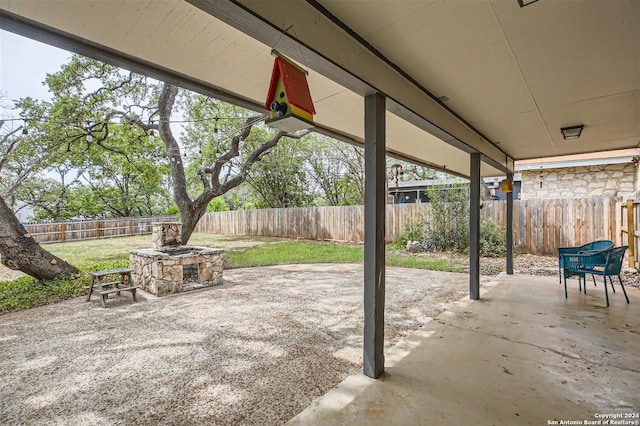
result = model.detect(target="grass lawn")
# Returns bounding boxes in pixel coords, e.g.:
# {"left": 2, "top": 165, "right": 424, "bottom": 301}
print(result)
{"left": 40, "top": 233, "right": 278, "bottom": 266}
{"left": 0, "top": 234, "right": 462, "bottom": 313}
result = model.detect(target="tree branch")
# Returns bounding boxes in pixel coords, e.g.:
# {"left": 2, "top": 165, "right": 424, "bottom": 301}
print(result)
{"left": 0, "top": 123, "right": 24, "bottom": 174}
{"left": 220, "top": 130, "right": 289, "bottom": 194}
{"left": 203, "top": 114, "right": 267, "bottom": 194}
{"left": 157, "top": 83, "right": 192, "bottom": 212}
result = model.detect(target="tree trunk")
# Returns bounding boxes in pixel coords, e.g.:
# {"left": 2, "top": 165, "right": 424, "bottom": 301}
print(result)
{"left": 155, "top": 83, "right": 288, "bottom": 245}
{"left": 180, "top": 203, "right": 209, "bottom": 245}
{"left": 0, "top": 195, "right": 79, "bottom": 280}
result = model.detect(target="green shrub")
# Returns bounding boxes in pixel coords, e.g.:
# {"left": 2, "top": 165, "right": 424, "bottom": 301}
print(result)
{"left": 239, "top": 201, "right": 259, "bottom": 210}
{"left": 396, "top": 185, "right": 508, "bottom": 257}
{"left": 480, "top": 218, "right": 506, "bottom": 257}
{"left": 206, "top": 197, "right": 230, "bottom": 212}
{"left": 165, "top": 204, "right": 179, "bottom": 215}
{"left": 396, "top": 217, "right": 426, "bottom": 248}
{"left": 426, "top": 183, "right": 470, "bottom": 253}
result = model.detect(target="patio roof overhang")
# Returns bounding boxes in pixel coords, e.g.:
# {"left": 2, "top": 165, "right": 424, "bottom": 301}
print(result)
{"left": 1, "top": 0, "right": 638, "bottom": 383}
{"left": 2, "top": 1, "right": 636, "bottom": 178}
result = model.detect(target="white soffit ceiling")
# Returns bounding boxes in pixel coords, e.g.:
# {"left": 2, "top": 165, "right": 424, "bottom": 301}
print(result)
{"left": 317, "top": 0, "right": 640, "bottom": 160}
{"left": 0, "top": 0, "right": 498, "bottom": 176}
{"left": 2, "top": 0, "right": 637, "bottom": 177}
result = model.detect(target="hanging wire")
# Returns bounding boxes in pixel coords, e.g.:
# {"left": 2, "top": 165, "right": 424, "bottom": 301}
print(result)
{"left": 289, "top": 26, "right": 310, "bottom": 73}
{"left": 0, "top": 115, "right": 251, "bottom": 126}
{"left": 271, "top": 24, "right": 294, "bottom": 50}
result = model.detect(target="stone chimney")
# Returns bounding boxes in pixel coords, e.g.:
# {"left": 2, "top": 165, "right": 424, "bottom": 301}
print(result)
{"left": 152, "top": 222, "right": 182, "bottom": 248}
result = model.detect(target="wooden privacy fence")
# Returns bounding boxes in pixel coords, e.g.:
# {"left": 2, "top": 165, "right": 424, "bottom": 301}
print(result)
{"left": 23, "top": 216, "right": 175, "bottom": 244}
{"left": 196, "top": 197, "right": 624, "bottom": 256}
{"left": 25, "top": 198, "right": 627, "bottom": 254}
{"left": 482, "top": 197, "right": 619, "bottom": 256}
{"left": 620, "top": 199, "right": 639, "bottom": 268}
{"left": 195, "top": 204, "right": 426, "bottom": 243}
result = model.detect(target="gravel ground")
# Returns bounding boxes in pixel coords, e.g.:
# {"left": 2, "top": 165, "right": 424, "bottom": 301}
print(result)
{"left": 0, "top": 264, "right": 493, "bottom": 425}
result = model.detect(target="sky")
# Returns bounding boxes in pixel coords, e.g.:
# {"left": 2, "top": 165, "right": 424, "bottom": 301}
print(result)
{"left": 0, "top": 30, "right": 72, "bottom": 125}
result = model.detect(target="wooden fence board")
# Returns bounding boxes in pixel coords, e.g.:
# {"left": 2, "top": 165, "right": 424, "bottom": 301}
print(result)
{"left": 193, "top": 198, "right": 620, "bottom": 255}
{"left": 23, "top": 216, "right": 175, "bottom": 244}
{"left": 23, "top": 198, "right": 622, "bottom": 255}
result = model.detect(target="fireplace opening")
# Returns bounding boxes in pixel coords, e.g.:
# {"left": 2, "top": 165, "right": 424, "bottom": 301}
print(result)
{"left": 183, "top": 264, "right": 199, "bottom": 284}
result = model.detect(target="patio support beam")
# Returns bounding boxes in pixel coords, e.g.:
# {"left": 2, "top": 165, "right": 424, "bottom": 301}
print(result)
{"left": 363, "top": 92, "right": 386, "bottom": 379}
{"left": 506, "top": 172, "right": 514, "bottom": 275}
{"left": 470, "top": 153, "right": 481, "bottom": 300}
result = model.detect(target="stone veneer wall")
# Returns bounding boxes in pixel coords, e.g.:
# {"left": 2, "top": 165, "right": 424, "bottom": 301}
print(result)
{"left": 152, "top": 222, "right": 182, "bottom": 248}
{"left": 520, "top": 163, "right": 636, "bottom": 199}
{"left": 129, "top": 247, "right": 224, "bottom": 296}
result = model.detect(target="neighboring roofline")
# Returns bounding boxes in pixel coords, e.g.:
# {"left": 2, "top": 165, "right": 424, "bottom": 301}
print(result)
{"left": 390, "top": 177, "right": 468, "bottom": 189}
{"left": 483, "top": 174, "right": 522, "bottom": 182}
{"left": 390, "top": 175, "right": 529, "bottom": 191}
{"left": 515, "top": 148, "right": 640, "bottom": 171}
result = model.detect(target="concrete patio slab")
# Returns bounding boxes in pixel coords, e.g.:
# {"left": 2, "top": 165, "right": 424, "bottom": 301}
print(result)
{"left": 288, "top": 273, "right": 640, "bottom": 425}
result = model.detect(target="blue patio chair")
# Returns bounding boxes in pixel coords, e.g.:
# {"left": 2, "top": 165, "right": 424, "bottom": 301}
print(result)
{"left": 562, "top": 246, "right": 629, "bottom": 307}
{"left": 558, "top": 240, "right": 614, "bottom": 284}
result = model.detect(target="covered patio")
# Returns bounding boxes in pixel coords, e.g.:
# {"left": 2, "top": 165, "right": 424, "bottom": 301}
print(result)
{"left": 1, "top": 0, "right": 638, "bottom": 422}
{"left": 289, "top": 273, "right": 640, "bottom": 424}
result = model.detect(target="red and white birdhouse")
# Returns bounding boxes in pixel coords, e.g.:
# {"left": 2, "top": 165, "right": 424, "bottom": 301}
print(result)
{"left": 264, "top": 52, "right": 316, "bottom": 132}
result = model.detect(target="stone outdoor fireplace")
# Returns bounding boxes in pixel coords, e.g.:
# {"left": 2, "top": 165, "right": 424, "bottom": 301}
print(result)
{"left": 129, "top": 222, "right": 224, "bottom": 296}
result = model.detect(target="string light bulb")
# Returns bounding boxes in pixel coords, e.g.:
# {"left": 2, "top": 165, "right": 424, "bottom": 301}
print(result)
{"left": 149, "top": 129, "right": 155, "bottom": 142}
{"left": 86, "top": 121, "right": 93, "bottom": 142}
{"left": 214, "top": 117, "right": 219, "bottom": 134}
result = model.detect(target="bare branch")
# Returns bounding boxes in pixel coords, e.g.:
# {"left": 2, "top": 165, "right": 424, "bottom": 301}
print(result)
{"left": 0, "top": 123, "right": 25, "bottom": 173}
{"left": 220, "top": 130, "right": 287, "bottom": 193}
{"left": 203, "top": 114, "right": 267, "bottom": 194}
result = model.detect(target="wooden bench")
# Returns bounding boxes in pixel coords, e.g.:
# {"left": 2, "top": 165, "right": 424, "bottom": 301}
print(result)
{"left": 87, "top": 268, "right": 139, "bottom": 308}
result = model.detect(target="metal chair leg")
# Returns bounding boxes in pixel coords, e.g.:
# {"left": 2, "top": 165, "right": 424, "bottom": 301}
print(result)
{"left": 603, "top": 274, "right": 610, "bottom": 306}
{"left": 618, "top": 275, "right": 630, "bottom": 304}
{"left": 578, "top": 275, "right": 582, "bottom": 292}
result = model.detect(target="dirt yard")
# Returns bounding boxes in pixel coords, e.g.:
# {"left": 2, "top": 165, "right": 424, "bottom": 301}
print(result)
{"left": 0, "top": 264, "right": 495, "bottom": 425}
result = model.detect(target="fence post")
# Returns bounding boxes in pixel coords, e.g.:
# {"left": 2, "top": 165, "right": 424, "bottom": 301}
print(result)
{"left": 627, "top": 199, "right": 634, "bottom": 268}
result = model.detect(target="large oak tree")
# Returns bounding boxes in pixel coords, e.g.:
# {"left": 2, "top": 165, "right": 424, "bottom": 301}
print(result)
{"left": 13, "top": 55, "right": 297, "bottom": 246}
{"left": 0, "top": 120, "right": 79, "bottom": 279}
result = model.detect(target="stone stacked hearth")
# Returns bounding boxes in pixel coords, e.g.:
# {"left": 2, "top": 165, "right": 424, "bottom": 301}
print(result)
{"left": 152, "top": 221, "right": 182, "bottom": 248}
{"left": 130, "top": 222, "right": 224, "bottom": 296}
